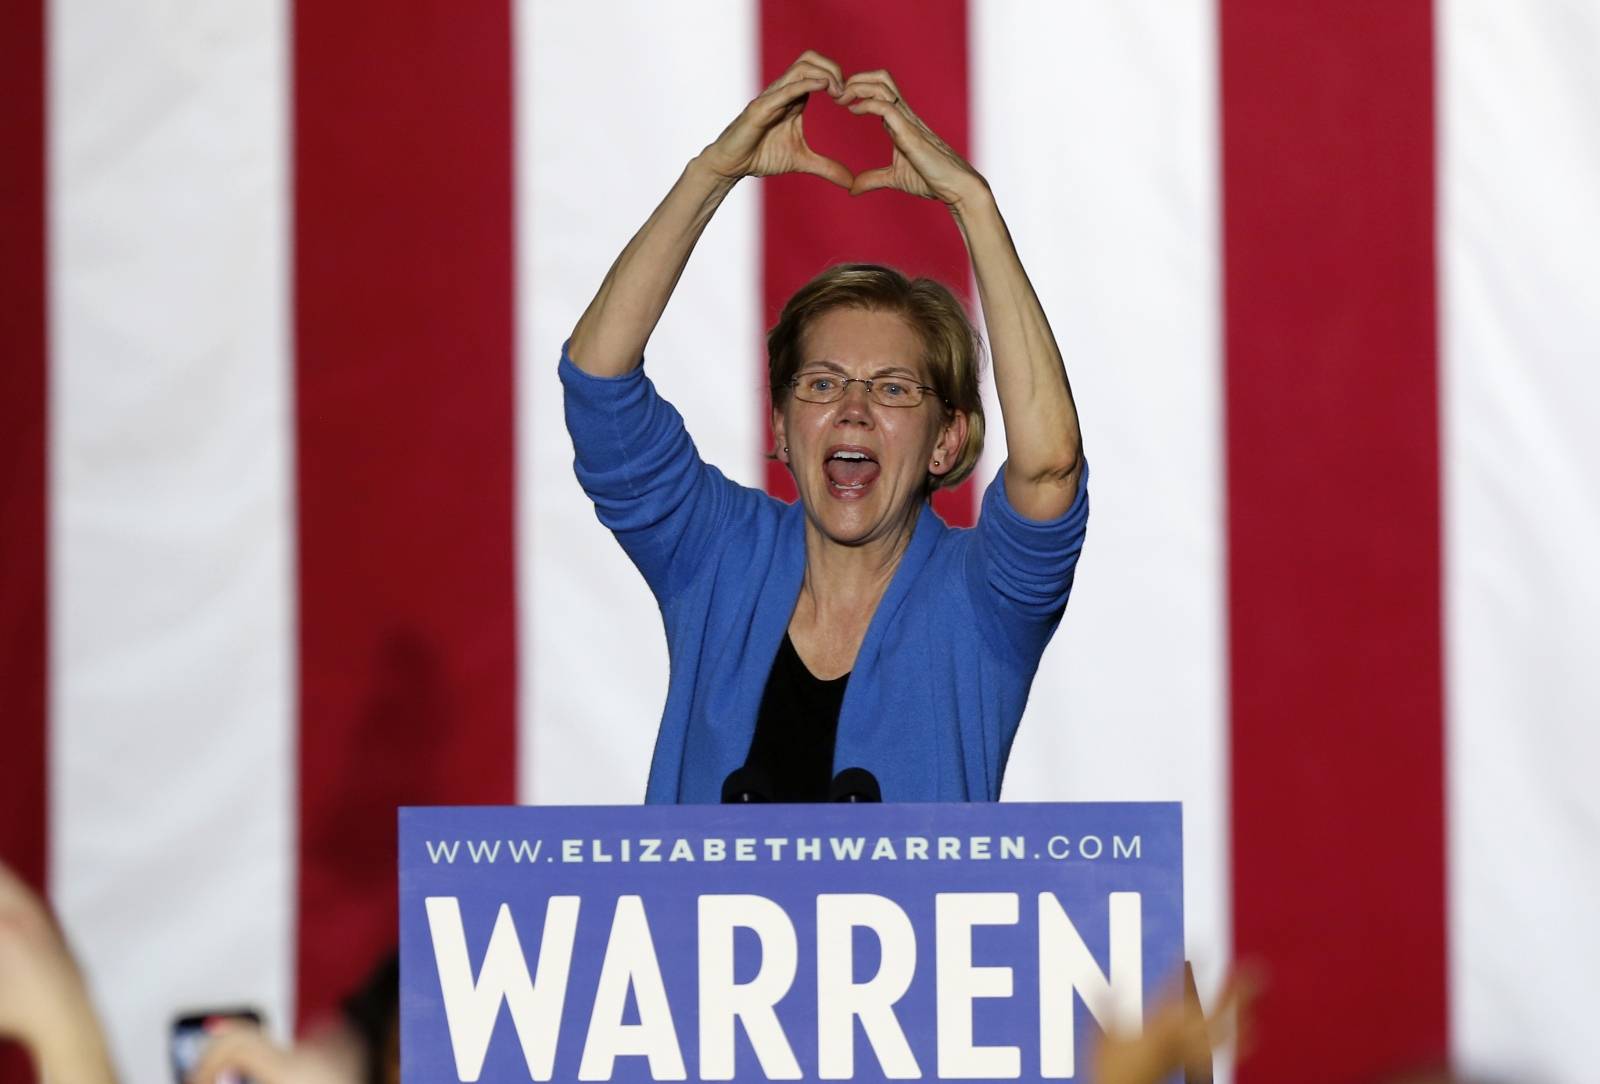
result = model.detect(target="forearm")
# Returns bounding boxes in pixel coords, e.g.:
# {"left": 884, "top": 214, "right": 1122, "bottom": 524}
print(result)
{"left": 567, "top": 155, "right": 741, "bottom": 377}
{"left": 953, "top": 188, "right": 1083, "bottom": 517}
{"left": 30, "top": 992, "right": 117, "bottom": 1084}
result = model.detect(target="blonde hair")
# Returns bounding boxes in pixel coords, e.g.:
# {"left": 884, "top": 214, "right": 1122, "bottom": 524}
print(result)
{"left": 767, "top": 263, "right": 986, "bottom": 490}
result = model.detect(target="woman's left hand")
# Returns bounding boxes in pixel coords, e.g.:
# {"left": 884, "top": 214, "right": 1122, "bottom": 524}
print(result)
{"left": 837, "top": 70, "right": 988, "bottom": 208}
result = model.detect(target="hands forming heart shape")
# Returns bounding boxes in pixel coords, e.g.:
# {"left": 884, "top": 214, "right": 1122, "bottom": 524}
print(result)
{"left": 702, "top": 49, "right": 988, "bottom": 209}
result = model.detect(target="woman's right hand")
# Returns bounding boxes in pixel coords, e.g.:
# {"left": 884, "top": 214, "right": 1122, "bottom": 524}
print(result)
{"left": 699, "top": 50, "right": 854, "bottom": 189}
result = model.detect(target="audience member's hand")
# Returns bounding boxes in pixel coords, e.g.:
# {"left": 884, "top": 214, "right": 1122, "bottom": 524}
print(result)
{"left": 0, "top": 859, "right": 117, "bottom": 1084}
{"left": 0, "top": 859, "right": 77, "bottom": 1042}
{"left": 1090, "top": 963, "right": 1254, "bottom": 1084}
{"left": 187, "top": 1019, "right": 358, "bottom": 1084}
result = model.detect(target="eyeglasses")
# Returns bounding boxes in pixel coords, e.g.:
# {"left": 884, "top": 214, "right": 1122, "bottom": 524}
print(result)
{"left": 784, "top": 370, "right": 944, "bottom": 409}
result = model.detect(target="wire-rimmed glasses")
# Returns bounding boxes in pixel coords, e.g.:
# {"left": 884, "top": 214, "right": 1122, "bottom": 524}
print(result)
{"left": 784, "top": 370, "right": 943, "bottom": 408}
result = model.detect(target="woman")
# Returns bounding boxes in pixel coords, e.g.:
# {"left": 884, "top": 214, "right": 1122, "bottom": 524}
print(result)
{"left": 563, "top": 50, "right": 1086, "bottom": 803}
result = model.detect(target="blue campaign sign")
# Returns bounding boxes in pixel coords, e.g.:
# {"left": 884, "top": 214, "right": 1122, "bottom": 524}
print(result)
{"left": 400, "top": 803, "right": 1182, "bottom": 1084}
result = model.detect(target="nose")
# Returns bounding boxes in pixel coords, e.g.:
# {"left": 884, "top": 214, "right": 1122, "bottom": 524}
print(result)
{"left": 834, "top": 380, "right": 874, "bottom": 424}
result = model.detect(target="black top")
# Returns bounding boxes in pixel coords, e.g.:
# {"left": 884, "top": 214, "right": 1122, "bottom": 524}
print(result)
{"left": 741, "top": 632, "right": 849, "bottom": 802}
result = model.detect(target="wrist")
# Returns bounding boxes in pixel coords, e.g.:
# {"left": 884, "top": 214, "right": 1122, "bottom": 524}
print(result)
{"left": 686, "top": 152, "right": 743, "bottom": 197}
{"left": 946, "top": 176, "right": 995, "bottom": 220}
{"left": 949, "top": 183, "right": 1002, "bottom": 250}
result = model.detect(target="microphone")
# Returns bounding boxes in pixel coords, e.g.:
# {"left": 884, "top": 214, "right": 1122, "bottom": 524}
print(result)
{"left": 829, "top": 767, "right": 881, "bottom": 803}
{"left": 721, "top": 766, "right": 773, "bottom": 804}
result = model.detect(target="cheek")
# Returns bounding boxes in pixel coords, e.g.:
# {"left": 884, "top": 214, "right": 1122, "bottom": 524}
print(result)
{"left": 795, "top": 407, "right": 833, "bottom": 443}
{"left": 901, "top": 414, "right": 943, "bottom": 457}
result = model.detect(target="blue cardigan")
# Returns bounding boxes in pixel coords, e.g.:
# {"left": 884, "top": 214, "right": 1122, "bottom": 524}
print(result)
{"left": 561, "top": 346, "right": 1089, "bottom": 803}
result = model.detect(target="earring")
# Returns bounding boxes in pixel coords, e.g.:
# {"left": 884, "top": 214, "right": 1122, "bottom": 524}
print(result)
{"left": 783, "top": 445, "right": 789, "bottom": 455}
{"left": 933, "top": 459, "right": 941, "bottom": 468}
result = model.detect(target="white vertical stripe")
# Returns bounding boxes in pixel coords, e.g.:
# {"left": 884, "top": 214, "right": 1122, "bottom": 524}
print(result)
{"left": 972, "top": 0, "right": 1231, "bottom": 1029}
{"left": 1442, "top": 4, "right": 1600, "bottom": 1082}
{"left": 48, "top": 4, "right": 294, "bottom": 1082}
{"left": 516, "top": 0, "right": 762, "bottom": 803}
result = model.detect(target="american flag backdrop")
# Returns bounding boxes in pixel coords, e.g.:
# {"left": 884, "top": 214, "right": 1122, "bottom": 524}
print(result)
{"left": 2, "top": 2, "right": 1597, "bottom": 1084}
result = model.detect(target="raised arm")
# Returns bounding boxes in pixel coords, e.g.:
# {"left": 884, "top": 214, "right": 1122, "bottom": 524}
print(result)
{"left": 568, "top": 51, "right": 854, "bottom": 377}
{"left": 0, "top": 861, "right": 119, "bottom": 1084}
{"left": 839, "top": 71, "right": 1085, "bottom": 522}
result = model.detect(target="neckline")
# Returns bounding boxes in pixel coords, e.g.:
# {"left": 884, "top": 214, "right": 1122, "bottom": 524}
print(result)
{"left": 781, "top": 630, "right": 850, "bottom": 685}
{"left": 758, "top": 499, "right": 946, "bottom": 713}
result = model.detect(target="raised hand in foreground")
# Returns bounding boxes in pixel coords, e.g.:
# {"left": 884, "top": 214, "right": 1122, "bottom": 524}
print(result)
{"left": 1091, "top": 964, "right": 1255, "bottom": 1084}
{"left": 186, "top": 1018, "right": 363, "bottom": 1084}
{"left": 0, "top": 860, "right": 117, "bottom": 1084}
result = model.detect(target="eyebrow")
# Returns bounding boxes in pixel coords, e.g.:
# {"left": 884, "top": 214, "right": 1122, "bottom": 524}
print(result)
{"left": 802, "top": 359, "right": 924, "bottom": 379}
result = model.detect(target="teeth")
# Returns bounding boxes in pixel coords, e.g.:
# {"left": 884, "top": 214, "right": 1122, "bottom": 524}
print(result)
{"left": 832, "top": 451, "right": 869, "bottom": 460}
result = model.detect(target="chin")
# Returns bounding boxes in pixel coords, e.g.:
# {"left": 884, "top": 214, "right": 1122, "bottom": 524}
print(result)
{"left": 814, "top": 514, "right": 876, "bottom": 547}
{"left": 807, "top": 491, "right": 920, "bottom": 548}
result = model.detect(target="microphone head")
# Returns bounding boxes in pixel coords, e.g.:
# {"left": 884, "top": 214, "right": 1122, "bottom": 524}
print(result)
{"left": 721, "top": 766, "right": 773, "bottom": 804}
{"left": 829, "top": 767, "right": 881, "bottom": 803}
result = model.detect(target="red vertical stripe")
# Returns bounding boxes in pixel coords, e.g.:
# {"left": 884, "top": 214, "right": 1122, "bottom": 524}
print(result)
{"left": 0, "top": 0, "right": 47, "bottom": 889}
{"left": 0, "top": 0, "right": 47, "bottom": 1079}
{"left": 293, "top": 1, "right": 518, "bottom": 1025}
{"left": 1222, "top": 4, "right": 1446, "bottom": 1081}
{"left": 759, "top": 1, "right": 976, "bottom": 527}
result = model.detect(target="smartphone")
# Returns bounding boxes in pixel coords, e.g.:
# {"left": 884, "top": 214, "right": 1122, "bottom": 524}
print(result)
{"left": 169, "top": 1009, "right": 261, "bottom": 1084}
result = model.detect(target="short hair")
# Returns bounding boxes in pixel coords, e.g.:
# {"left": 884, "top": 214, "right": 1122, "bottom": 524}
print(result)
{"left": 767, "top": 263, "right": 986, "bottom": 490}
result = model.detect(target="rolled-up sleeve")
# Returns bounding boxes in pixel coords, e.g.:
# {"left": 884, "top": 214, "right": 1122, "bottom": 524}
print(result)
{"left": 964, "top": 461, "right": 1090, "bottom": 666}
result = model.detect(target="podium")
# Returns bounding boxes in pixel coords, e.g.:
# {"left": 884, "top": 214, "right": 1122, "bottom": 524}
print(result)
{"left": 400, "top": 802, "right": 1183, "bottom": 1083}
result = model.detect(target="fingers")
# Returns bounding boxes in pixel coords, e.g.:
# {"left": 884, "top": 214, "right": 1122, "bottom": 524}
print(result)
{"left": 764, "top": 55, "right": 844, "bottom": 99}
{"left": 783, "top": 63, "right": 842, "bottom": 97}
{"left": 853, "top": 68, "right": 903, "bottom": 97}
{"left": 799, "top": 150, "right": 855, "bottom": 191}
{"left": 843, "top": 94, "right": 904, "bottom": 127}
{"left": 848, "top": 166, "right": 898, "bottom": 197}
{"left": 751, "top": 59, "right": 847, "bottom": 126}
{"left": 188, "top": 1022, "right": 286, "bottom": 1084}
{"left": 762, "top": 66, "right": 834, "bottom": 104}
{"left": 841, "top": 97, "right": 917, "bottom": 198}
{"left": 1172, "top": 964, "right": 1261, "bottom": 1077}
{"left": 751, "top": 75, "right": 831, "bottom": 121}
{"left": 788, "top": 50, "right": 846, "bottom": 91}
{"left": 841, "top": 95, "right": 918, "bottom": 151}
{"left": 1207, "top": 965, "right": 1263, "bottom": 1055}
{"left": 838, "top": 68, "right": 905, "bottom": 107}
{"left": 842, "top": 83, "right": 899, "bottom": 108}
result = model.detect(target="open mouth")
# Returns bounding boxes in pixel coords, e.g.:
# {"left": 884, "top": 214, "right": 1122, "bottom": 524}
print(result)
{"left": 823, "top": 448, "right": 880, "bottom": 495}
